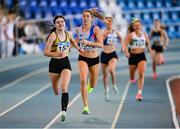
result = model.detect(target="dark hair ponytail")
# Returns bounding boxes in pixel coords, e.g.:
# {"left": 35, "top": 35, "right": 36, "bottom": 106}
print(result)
{"left": 46, "top": 27, "right": 56, "bottom": 41}
{"left": 128, "top": 22, "right": 134, "bottom": 33}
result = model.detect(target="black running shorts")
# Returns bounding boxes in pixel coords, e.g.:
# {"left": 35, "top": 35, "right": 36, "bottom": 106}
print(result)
{"left": 151, "top": 44, "right": 164, "bottom": 53}
{"left": 78, "top": 55, "right": 99, "bottom": 67}
{"left": 100, "top": 51, "right": 118, "bottom": 64}
{"left": 49, "top": 56, "right": 71, "bottom": 73}
{"left": 128, "top": 52, "right": 147, "bottom": 65}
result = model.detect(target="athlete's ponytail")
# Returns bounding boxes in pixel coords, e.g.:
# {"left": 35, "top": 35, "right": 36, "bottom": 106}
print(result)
{"left": 128, "top": 22, "right": 134, "bottom": 33}
{"left": 46, "top": 27, "right": 56, "bottom": 41}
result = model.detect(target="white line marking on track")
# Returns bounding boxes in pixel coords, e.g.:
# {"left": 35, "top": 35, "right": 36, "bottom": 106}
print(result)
{"left": 43, "top": 65, "right": 180, "bottom": 129}
{"left": 111, "top": 67, "right": 180, "bottom": 129}
{"left": 0, "top": 68, "right": 47, "bottom": 91}
{"left": 43, "top": 93, "right": 81, "bottom": 129}
{"left": 111, "top": 81, "right": 131, "bottom": 129}
{"left": 0, "top": 83, "right": 51, "bottom": 117}
{"left": 0, "top": 60, "right": 47, "bottom": 73}
{"left": 43, "top": 69, "right": 130, "bottom": 129}
{"left": 0, "top": 62, "right": 79, "bottom": 118}
{"left": 166, "top": 74, "right": 180, "bottom": 129}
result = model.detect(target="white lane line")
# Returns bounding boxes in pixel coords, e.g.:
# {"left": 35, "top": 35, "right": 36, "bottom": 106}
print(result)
{"left": 0, "top": 60, "right": 47, "bottom": 73}
{"left": 166, "top": 75, "right": 180, "bottom": 129}
{"left": 0, "top": 83, "right": 51, "bottom": 117}
{"left": 44, "top": 69, "right": 130, "bottom": 129}
{"left": 111, "top": 81, "right": 131, "bottom": 129}
{"left": 44, "top": 64, "right": 180, "bottom": 129}
{"left": 111, "top": 66, "right": 180, "bottom": 129}
{"left": 44, "top": 93, "right": 81, "bottom": 129}
{"left": 0, "top": 62, "right": 79, "bottom": 118}
{"left": 0, "top": 59, "right": 80, "bottom": 92}
{"left": 0, "top": 68, "right": 47, "bottom": 91}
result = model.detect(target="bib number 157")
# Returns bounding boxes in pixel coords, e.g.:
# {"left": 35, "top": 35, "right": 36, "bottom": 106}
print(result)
{"left": 58, "top": 43, "right": 70, "bottom": 52}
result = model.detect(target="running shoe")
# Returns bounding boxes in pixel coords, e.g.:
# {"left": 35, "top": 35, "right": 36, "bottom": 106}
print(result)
{"left": 112, "top": 85, "right": 119, "bottom": 94}
{"left": 152, "top": 73, "right": 158, "bottom": 80}
{"left": 130, "top": 79, "right": 136, "bottom": 84}
{"left": 61, "top": 111, "right": 66, "bottom": 121}
{"left": 135, "top": 93, "right": 143, "bottom": 101}
{"left": 87, "top": 84, "right": 93, "bottom": 93}
{"left": 82, "top": 106, "right": 90, "bottom": 115}
{"left": 104, "top": 88, "right": 110, "bottom": 101}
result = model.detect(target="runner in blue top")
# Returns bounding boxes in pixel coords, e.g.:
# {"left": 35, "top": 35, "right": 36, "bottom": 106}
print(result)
{"left": 91, "top": 10, "right": 125, "bottom": 101}
{"left": 74, "top": 9, "right": 103, "bottom": 114}
{"left": 101, "top": 16, "right": 125, "bottom": 101}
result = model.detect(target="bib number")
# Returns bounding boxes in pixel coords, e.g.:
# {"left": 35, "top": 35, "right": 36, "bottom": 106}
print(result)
{"left": 107, "top": 37, "right": 118, "bottom": 45}
{"left": 58, "top": 43, "right": 70, "bottom": 52}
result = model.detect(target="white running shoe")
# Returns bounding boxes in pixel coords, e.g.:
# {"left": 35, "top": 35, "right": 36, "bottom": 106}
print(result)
{"left": 113, "top": 85, "right": 119, "bottom": 94}
{"left": 61, "top": 111, "right": 66, "bottom": 121}
{"left": 104, "top": 87, "right": 110, "bottom": 101}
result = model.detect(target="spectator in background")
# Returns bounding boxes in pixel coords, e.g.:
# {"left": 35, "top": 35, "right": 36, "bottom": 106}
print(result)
{"left": 0, "top": 6, "right": 7, "bottom": 58}
{"left": 13, "top": 16, "right": 26, "bottom": 55}
{"left": 22, "top": 21, "right": 43, "bottom": 54}
{"left": 3, "top": 9, "right": 16, "bottom": 57}
{"left": 24, "top": 21, "right": 42, "bottom": 39}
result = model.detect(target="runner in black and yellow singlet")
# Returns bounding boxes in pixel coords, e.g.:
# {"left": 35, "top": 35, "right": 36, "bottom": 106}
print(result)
{"left": 44, "top": 15, "right": 83, "bottom": 121}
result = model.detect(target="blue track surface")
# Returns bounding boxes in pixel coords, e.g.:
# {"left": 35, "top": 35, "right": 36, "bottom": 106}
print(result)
{"left": 0, "top": 39, "right": 180, "bottom": 128}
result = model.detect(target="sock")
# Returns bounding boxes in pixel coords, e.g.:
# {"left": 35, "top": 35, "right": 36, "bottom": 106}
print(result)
{"left": 105, "top": 87, "right": 109, "bottom": 94}
{"left": 138, "top": 90, "right": 142, "bottom": 94}
{"left": 61, "top": 92, "right": 69, "bottom": 111}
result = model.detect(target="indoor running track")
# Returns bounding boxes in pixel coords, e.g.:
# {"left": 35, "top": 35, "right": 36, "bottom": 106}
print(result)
{"left": 0, "top": 39, "right": 180, "bottom": 129}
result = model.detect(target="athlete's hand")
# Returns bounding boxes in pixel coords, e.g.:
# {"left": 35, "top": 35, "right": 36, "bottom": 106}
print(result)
{"left": 150, "top": 51, "right": 153, "bottom": 60}
{"left": 121, "top": 48, "right": 125, "bottom": 53}
{"left": 81, "top": 39, "right": 91, "bottom": 46}
{"left": 57, "top": 51, "right": 63, "bottom": 57}
{"left": 78, "top": 48, "right": 84, "bottom": 53}
{"left": 163, "top": 46, "right": 167, "bottom": 50}
{"left": 125, "top": 52, "right": 130, "bottom": 58}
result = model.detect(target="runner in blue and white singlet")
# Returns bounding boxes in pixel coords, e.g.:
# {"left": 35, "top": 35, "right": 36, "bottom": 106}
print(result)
{"left": 74, "top": 9, "right": 103, "bottom": 115}
{"left": 75, "top": 25, "right": 97, "bottom": 51}
{"left": 99, "top": 16, "right": 124, "bottom": 101}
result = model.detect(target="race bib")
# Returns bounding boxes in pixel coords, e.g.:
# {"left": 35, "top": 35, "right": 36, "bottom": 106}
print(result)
{"left": 152, "top": 36, "right": 160, "bottom": 42}
{"left": 107, "top": 37, "right": 118, "bottom": 45}
{"left": 131, "top": 39, "right": 146, "bottom": 48}
{"left": 79, "top": 39, "right": 93, "bottom": 50}
{"left": 58, "top": 42, "right": 70, "bottom": 52}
